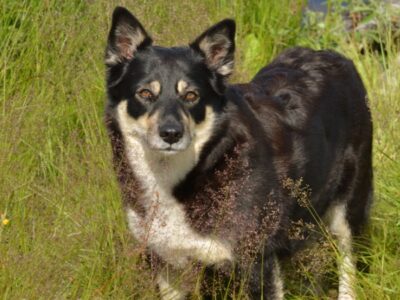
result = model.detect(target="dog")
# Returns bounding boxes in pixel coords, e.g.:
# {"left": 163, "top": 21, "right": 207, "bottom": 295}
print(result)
{"left": 104, "top": 6, "right": 373, "bottom": 300}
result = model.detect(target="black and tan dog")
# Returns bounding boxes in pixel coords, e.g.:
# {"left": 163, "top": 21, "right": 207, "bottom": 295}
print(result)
{"left": 104, "top": 6, "right": 373, "bottom": 300}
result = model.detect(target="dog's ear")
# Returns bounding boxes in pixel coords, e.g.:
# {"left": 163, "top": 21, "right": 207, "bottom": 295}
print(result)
{"left": 105, "top": 7, "right": 152, "bottom": 66}
{"left": 190, "top": 19, "right": 235, "bottom": 77}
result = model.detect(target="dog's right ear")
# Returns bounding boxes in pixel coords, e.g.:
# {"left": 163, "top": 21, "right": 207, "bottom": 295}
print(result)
{"left": 105, "top": 7, "right": 152, "bottom": 66}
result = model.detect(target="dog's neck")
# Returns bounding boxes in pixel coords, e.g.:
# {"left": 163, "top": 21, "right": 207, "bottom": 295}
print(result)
{"left": 125, "top": 136, "right": 197, "bottom": 192}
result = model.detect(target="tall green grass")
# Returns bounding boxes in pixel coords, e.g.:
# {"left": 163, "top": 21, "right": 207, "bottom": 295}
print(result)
{"left": 1, "top": 0, "right": 399, "bottom": 299}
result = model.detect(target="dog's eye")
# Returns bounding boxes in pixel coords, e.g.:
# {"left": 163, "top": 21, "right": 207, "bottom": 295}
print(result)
{"left": 184, "top": 91, "right": 199, "bottom": 103}
{"left": 137, "top": 89, "right": 154, "bottom": 101}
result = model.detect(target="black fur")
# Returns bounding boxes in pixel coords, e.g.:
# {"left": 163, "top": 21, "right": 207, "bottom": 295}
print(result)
{"left": 104, "top": 7, "right": 373, "bottom": 299}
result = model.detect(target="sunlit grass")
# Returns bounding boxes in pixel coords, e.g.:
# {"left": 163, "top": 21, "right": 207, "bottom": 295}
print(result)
{"left": 1, "top": 0, "right": 399, "bottom": 299}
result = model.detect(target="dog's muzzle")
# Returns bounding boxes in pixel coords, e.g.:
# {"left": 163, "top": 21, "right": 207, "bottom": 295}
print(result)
{"left": 146, "top": 116, "right": 191, "bottom": 153}
{"left": 159, "top": 121, "right": 184, "bottom": 145}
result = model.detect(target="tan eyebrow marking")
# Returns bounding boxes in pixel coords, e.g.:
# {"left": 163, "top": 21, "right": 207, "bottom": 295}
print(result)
{"left": 177, "top": 80, "right": 188, "bottom": 94}
{"left": 149, "top": 81, "right": 161, "bottom": 96}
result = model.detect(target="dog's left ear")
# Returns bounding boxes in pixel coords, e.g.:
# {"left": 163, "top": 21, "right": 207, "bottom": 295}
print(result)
{"left": 190, "top": 19, "right": 235, "bottom": 77}
{"left": 105, "top": 7, "right": 152, "bottom": 66}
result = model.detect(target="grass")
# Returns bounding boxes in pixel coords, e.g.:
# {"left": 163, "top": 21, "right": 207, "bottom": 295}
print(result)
{"left": 1, "top": 0, "right": 399, "bottom": 298}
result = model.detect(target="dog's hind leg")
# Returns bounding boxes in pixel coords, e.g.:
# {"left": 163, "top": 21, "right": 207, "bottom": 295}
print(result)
{"left": 327, "top": 144, "right": 373, "bottom": 299}
{"left": 346, "top": 165, "right": 373, "bottom": 273}
{"left": 327, "top": 203, "right": 356, "bottom": 300}
{"left": 248, "top": 253, "right": 284, "bottom": 300}
{"left": 271, "top": 255, "right": 284, "bottom": 300}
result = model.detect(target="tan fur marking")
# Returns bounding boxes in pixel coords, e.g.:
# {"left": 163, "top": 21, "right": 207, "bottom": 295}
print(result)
{"left": 145, "top": 110, "right": 159, "bottom": 135}
{"left": 150, "top": 81, "right": 161, "bottom": 96}
{"left": 117, "top": 101, "right": 148, "bottom": 137}
{"left": 193, "top": 106, "right": 215, "bottom": 156}
{"left": 177, "top": 80, "right": 188, "bottom": 94}
{"left": 137, "top": 114, "right": 149, "bottom": 131}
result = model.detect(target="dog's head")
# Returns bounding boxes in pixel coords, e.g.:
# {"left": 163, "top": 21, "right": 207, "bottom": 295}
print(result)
{"left": 105, "top": 7, "right": 235, "bottom": 155}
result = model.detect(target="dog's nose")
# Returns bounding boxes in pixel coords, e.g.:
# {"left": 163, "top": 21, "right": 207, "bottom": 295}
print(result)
{"left": 159, "top": 123, "right": 183, "bottom": 144}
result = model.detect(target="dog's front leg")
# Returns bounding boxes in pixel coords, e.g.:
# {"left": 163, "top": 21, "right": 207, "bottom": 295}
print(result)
{"left": 156, "top": 268, "right": 188, "bottom": 300}
{"left": 146, "top": 252, "right": 188, "bottom": 300}
{"left": 248, "top": 253, "right": 284, "bottom": 300}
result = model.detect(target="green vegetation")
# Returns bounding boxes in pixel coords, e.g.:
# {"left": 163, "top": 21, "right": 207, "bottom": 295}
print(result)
{"left": 1, "top": 0, "right": 399, "bottom": 298}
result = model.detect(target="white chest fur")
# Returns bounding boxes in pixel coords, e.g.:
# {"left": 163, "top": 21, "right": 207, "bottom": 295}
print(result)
{"left": 116, "top": 101, "right": 232, "bottom": 268}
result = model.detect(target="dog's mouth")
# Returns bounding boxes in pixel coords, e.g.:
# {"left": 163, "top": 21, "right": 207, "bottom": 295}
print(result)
{"left": 147, "top": 139, "right": 191, "bottom": 155}
{"left": 158, "top": 146, "right": 181, "bottom": 155}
